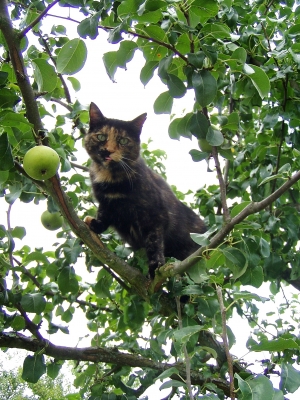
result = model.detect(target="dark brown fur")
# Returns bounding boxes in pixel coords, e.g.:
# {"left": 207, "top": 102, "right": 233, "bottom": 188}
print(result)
{"left": 84, "top": 103, "right": 206, "bottom": 278}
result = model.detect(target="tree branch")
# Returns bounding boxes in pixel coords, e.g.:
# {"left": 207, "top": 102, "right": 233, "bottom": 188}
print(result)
{"left": 0, "top": 332, "right": 232, "bottom": 397}
{"left": 154, "top": 170, "right": 300, "bottom": 280}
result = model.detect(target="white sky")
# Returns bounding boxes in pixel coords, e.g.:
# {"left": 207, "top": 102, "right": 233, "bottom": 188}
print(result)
{"left": 1, "top": 5, "right": 300, "bottom": 399}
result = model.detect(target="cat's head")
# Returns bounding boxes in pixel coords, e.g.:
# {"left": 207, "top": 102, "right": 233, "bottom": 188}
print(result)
{"left": 85, "top": 102, "right": 147, "bottom": 168}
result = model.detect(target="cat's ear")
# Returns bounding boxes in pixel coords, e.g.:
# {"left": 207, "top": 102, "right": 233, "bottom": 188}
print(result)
{"left": 89, "top": 102, "right": 105, "bottom": 130}
{"left": 131, "top": 113, "right": 147, "bottom": 132}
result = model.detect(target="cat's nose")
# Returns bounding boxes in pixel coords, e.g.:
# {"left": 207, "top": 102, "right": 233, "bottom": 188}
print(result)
{"left": 105, "top": 142, "right": 116, "bottom": 153}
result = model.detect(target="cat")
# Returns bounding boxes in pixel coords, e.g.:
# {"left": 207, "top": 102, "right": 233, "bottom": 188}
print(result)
{"left": 84, "top": 102, "right": 207, "bottom": 279}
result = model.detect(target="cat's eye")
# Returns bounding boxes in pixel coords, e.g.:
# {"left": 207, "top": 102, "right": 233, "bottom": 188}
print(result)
{"left": 119, "top": 137, "right": 129, "bottom": 145}
{"left": 97, "top": 133, "right": 107, "bottom": 142}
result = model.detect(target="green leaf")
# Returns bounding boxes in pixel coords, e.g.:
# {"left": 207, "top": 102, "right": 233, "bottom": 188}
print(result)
{"left": 166, "top": 74, "right": 186, "bottom": 98}
{"left": 258, "top": 173, "right": 286, "bottom": 186}
{"left": 197, "top": 297, "right": 220, "bottom": 318}
{"left": 280, "top": 363, "right": 300, "bottom": 394}
{"left": 201, "top": 23, "right": 231, "bottom": 39}
{"left": 244, "top": 64, "right": 270, "bottom": 99}
{"left": 77, "top": 13, "right": 100, "bottom": 39}
{"left": 187, "top": 259, "right": 209, "bottom": 284}
{"left": 192, "top": 70, "right": 217, "bottom": 107}
{"left": 259, "top": 237, "right": 270, "bottom": 258}
{"left": 231, "top": 201, "right": 251, "bottom": 217}
{"left": 240, "top": 265, "right": 264, "bottom": 288}
{"left": 236, "top": 374, "right": 279, "bottom": 400}
{"left": 168, "top": 118, "right": 181, "bottom": 140}
{"left": 20, "top": 293, "right": 46, "bottom": 314}
{"left": 22, "top": 354, "right": 46, "bottom": 383}
{"left": 206, "top": 126, "right": 224, "bottom": 146}
{"left": 190, "top": 226, "right": 217, "bottom": 245}
{"left": 143, "top": 25, "right": 168, "bottom": 41}
{"left": 189, "top": 149, "right": 210, "bottom": 161}
{"left": 11, "top": 226, "right": 26, "bottom": 239}
{"left": 153, "top": 91, "right": 173, "bottom": 114}
{"left": 0, "top": 111, "right": 32, "bottom": 130}
{"left": 189, "top": 112, "right": 210, "bottom": 139}
{"left": 187, "top": 52, "right": 205, "bottom": 69}
{"left": 221, "top": 247, "right": 248, "bottom": 279}
{"left": 57, "top": 267, "right": 79, "bottom": 294}
{"left": 56, "top": 38, "right": 87, "bottom": 75}
{"left": 288, "top": 24, "right": 300, "bottom": 37}
{"left": 160, "top": 380, "right": 186, "bottom": 390}
{"left": 0, "top": 88, "right": 20, "bottom": 108}
{"left": 231, "top": 47, "right": 247, "bottom": 64}
{"left": 118, "top": 0, "right": 144, "bottom": 17}
{"left": 117, "top": 40, "right": 137, "bottom": 68}
{"left": 189, "top": 0, "right": 218, "bottom": 24}
{"left": 47, "top": 361, "right": 62, "bottom": 380}
{"left": 140, "top": 61, "right": 158, "bottom": 86}
{"left": 155, "top": 367, "right": 180, "bottom": 382}
{"left": 32, "top": 59, "right": 57, "bottom": 92}
{"left": 0, "top": 133, "right": 14, "bottom": 171}
{"left": 251, "top": 338, "right": 300, "bottom": 352}
{"left": 103, "top": 51, "right": 118, "bottom": 81}
{"left": 158, "top": 55, "right": 173, "bottom": 79}
{"left": 67, "top": 77, "right": 81, "bottom": 91}
{"left": 11, "top": 315, "right": 26, "bottom": 331}
{"left": 176, "top": 113, "right": 193, "bottom": 138}
{"left": 173, "top": 325, "right": 203, "bottom": 343}
{"left": 233, "top": 291, "right": 267, "bottom": 302}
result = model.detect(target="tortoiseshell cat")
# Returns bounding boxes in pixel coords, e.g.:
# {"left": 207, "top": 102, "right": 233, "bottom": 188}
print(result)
{"left": 84, "top": 103, "right": 206, "bottom": 278}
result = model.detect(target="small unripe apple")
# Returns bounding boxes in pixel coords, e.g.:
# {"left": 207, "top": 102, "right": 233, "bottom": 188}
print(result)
{"left": 198, "top": 139, "right": 212, "bottom": 153}
{"left": 41, "top": 210, "right": 63, "bottom": 231}
{"left": 23, "top": 146, "right": 60, "bottom": 180}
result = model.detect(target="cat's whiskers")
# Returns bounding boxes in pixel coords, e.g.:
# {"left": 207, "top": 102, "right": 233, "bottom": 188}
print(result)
{"left": 119, "top": 160, "right": 135, "bottom": 189}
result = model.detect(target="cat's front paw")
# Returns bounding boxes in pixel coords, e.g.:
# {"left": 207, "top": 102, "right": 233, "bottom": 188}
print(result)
{"left": 84, "top": 216, "right": 105, "bottom": 234}
{"left": 84, "top": 216, "right": 94, "bottom": 227}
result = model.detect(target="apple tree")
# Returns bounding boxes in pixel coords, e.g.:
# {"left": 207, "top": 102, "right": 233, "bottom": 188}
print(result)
{"left": 1, "top": 0, "right": 300, "bottom": 399}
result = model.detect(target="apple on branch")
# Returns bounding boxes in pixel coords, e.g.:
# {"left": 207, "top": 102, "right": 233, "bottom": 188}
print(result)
{"left": 23, "top": 145, "right": 60, "bottom": 180}
{"left": 41, "top": 210, "right": 63, "bottom": 231}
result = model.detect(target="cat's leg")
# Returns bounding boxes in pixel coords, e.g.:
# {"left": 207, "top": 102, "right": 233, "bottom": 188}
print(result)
{"left": 144, "top": 228, "right": 165, "bottom": 279}
{"left": 84, "top": 209, "right": 109, "bottom": 234}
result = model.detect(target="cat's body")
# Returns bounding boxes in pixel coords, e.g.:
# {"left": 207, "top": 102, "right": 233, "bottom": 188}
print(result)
{"left": 84, "top": 103, "right": 206, "bottom": 278}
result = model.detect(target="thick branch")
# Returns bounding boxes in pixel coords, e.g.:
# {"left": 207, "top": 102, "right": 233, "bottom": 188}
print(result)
{"left": 0, "top": 332, "right": 232, "bottom": 397}
{"left": 45, "top": 175, "right": 149, "bottom": 299}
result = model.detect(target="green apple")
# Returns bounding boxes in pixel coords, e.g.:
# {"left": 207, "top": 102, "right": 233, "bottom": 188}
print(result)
{"left": 41, "top": 210, "right": 63, "bottom": 231}
{"left": 198, "top": 139, "right": 212, "bottom": 153}
{"left": 23, "top": 146, "right": 60, "bottom": 180}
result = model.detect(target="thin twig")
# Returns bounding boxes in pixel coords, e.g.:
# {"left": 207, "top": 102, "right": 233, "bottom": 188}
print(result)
{"left": 38, "top": 32, "right": 72, "bottom": 103}
{"left": 216, "top": 286, "right": 235, "bottom": 400}
{"left": 175, "top": 297, "right": 194, "bottom": 400}
{"left": 19, "top": 0, "right": 60, "bottom": 38}
{"left": 211, "top": 146, "right": 230, "bottom": 222}
{"left": 70, "top": 161, "right": 89, "bottom": 172}
{"left": 6, "top": 203, "right": 14, "bottom": 267}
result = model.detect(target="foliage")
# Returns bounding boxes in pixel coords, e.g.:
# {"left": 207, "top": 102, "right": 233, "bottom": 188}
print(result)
{"left": 0, "top": 358, "right": 72, "bottom": 399}
{"left": 1, "top": 0, "right": 300, "bottom": 399}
